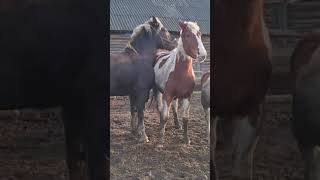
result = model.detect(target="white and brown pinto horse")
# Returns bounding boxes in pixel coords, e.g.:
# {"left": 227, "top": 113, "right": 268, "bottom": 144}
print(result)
{"left": 214, "top": 0, "right": 272, "bottom": 179}
{"left": 153, "top": 21, "right": 207, "bottom": 147}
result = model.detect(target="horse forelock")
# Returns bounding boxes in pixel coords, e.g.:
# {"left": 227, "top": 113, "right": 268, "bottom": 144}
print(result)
{"left": 145, "top": 17, "right": 164, "bottom": 32}
{"left": 184, "top": 21, "right": 200, "bottom": 34}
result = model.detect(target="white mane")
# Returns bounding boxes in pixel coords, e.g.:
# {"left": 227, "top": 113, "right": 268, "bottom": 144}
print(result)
{"left": 184, "top": 21, "right": 200, "bottom": 34}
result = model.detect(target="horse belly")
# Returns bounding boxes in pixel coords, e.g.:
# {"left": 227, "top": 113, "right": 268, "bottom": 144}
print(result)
{"left": 214, "top": 70, "right": 270, "bottom": 116}
{"left": 166, "top": 75, "right": 195, "bottom": 99}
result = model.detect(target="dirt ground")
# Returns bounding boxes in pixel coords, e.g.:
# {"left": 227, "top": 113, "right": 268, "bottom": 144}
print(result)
{"left": 0, "top": 94, "right": 305, "bottom": 180}
{"left": 110, "top": 92, "right": 210, "bottom": 180}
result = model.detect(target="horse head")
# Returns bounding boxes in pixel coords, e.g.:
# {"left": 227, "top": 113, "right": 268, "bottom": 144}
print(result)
{"left": 127, "top": 16, "right": 177, "bottom": 55}
{"left": 178, "top": 20, "right": 207, "bottom": 61}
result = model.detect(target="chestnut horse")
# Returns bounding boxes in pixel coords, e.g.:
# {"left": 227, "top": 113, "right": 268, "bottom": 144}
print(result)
{"left": 153, "top": 20, "right": 207, "bottom": 147}
{"left": 213, "top": 0, "right": 272, "bottom": 179}
{"left": 201, "top": 71, "right": 210, "bottom": 144}
{"left": 110, "top": 17, "right": 176, "bottom": 143}
{"left": 290, "top": 32, "right": 320, "bottom": 180}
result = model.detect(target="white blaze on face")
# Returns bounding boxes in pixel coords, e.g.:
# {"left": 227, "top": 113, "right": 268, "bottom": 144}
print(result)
{"left": 196, "top": 35, "right": 207, "bottom": 57}
{"left": 154, "top": 49, "right": 179, "bottom": 91}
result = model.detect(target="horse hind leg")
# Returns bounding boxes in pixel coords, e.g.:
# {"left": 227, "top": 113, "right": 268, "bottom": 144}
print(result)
{"left": 204, "top": 107, "right": 210, "bottom": 144}
{"left": 172, "top": 98, "right": 182, "bottom": 129}
{"left": 157, "top": 94, "right": 173, "bottom": 148}
{"left": 156, "top": 92, "right": 163, "bottom": 113}
{"left": 181, "top": 98, "right": 191, "bottom": 145}
{"left": 129, "top": 95, "right": 138, "bottom": 135}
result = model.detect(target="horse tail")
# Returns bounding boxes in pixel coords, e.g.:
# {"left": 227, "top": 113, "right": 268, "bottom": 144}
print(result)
{"left": 148, "top": 86, "right": 158, "bottom": 110}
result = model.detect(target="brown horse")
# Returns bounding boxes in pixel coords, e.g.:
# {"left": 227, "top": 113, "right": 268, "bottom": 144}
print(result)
{"left": 290, "top": 32, "right": 320, "bottom": 180}
{"left": 213, "top": 0, "right": 272, "bottom": 179}
{"left": 153, "top": 20, "right": 207, "bottom": 147}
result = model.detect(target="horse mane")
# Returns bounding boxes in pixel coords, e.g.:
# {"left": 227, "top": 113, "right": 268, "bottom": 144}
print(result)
{"left": 130, "top": 24, "right": 152, "bottom": 40}
{"left": 184, "top": 21, "right": 200, "bottom": 33}
{"left": 130, "top": 17, "right": 163, "bottom": 40}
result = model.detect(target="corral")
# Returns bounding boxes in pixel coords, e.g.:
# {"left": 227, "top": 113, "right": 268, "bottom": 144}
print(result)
{"left": 0, "top": 95, "right": 307, "bottom": 179}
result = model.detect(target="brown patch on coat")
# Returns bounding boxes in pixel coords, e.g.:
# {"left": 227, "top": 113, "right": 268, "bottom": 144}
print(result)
{"left": 163, "top": 54, "right": 195, "bottom": 105}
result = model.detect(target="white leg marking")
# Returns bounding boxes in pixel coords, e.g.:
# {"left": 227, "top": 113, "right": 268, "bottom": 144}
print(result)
{"left": 181, "top": 98, "right": 191, "bottom": 145}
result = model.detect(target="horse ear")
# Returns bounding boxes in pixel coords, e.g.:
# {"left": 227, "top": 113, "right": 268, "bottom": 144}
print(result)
{"left": 152, "top": 16, "right": 159, "bottom": 27}
{"left": 178, "top": 20, "right": 187, "bottom": 30}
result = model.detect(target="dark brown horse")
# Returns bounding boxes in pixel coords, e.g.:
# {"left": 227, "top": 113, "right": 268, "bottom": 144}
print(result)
{"left": 290, "top": 31, "right": 320, "bottom": 180}
{"left": 153, "top": 20, "right": 207, "bottom": 147}
{"left": 0, "top": 0, "right": 106, "bottom": 179}
{"left": 110, "top": 17, "right": 176, "bottom": 143}
{"left": 213, "top": 0, "right": 272, "bottom": 179}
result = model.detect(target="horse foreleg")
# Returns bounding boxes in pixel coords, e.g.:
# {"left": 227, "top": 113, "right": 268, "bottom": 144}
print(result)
{"left": 62, "top": 107, "right": 87, "bottom": 180}
{"left": 181, "top": 98, "right": 191, "bottom": 145}
{"left": 172, "top": 98, "right": 181, "bottom": 129}
{"left": 135, "top": 92, "right": 149, "bottom": 143}
{"left": 230, "top": 115, "right": 260, "bottom": 180}
{"left": 129, "top": 95, "right": 138, "bottom": 135}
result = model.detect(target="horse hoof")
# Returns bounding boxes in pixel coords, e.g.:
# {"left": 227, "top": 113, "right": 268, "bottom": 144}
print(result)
{"left": 156, "top": 143, "right": 164, "bottom": 148}
{"left": 175, "top": 124, "right": 182, "bottom": 130}
{"left": 137, "top": 135, "right": 149, "bottom": 143}
{"left": 184, "top": 139, "right": 191, "bottom": 145}
{"left": 132, "top": 130, "right": 137, "bottom": 135}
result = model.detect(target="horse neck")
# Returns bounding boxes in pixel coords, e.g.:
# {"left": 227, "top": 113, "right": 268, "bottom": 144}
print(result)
{"left": 176, "top": 38, "right": 193, "bottom": 61}
{"left": 175, "top": 48, "right": 194, "bottom": 71}
{"left": 129, "top": 34, "right": 157, "bottom": 56}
